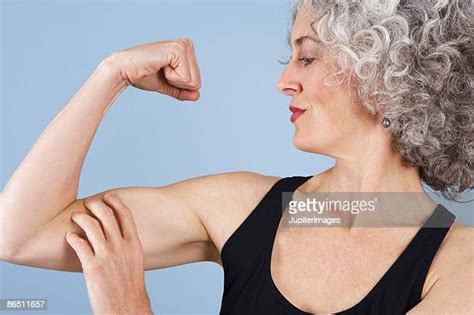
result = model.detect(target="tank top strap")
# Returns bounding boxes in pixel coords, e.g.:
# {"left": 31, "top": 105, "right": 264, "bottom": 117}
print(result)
{"left": 220, "top": 175, "right": 312, "bottom": 268}
{"left": 404, "top": 203, "right": 456, "bottom": 307}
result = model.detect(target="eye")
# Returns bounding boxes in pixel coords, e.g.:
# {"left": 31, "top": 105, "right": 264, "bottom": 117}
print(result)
{"left": 276, "top": 55, "right": 316, "bottom": 67}
{"left": 298, "top": 57, "right": 316, "bottom": 67}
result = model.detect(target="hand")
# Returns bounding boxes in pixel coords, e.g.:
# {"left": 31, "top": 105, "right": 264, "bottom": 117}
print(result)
{"left": 65, "top": 193, "right": 153, "bottom": 315}
{"left": 106, "top": 38, "right": 201, "bottom": 101}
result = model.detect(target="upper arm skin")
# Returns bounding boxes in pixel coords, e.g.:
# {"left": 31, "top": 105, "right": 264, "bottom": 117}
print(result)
{"left": 5, "top": 171, "right": 278, "bottom": 273}
{"left": 407, "top": 224, "right": 474, "bottom": 314}
{"left": 406, "top": 258, "right": 474, "bottom": 314}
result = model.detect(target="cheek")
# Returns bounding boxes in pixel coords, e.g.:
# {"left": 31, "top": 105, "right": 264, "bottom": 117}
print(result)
{"left": 305, "top": 86, "right": 352, "bottom": 130}
{"left": 293, "top": 88, "right": 364, "bottom": 151}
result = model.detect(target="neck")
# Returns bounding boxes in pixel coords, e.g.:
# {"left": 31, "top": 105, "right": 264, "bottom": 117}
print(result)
{"left": 322, "top": 155, "right": 424, "bottom": 193}
{"left": 309, "top": 134, "right": 425, "bottom": 193}
{"left": 296, "top": 140, "right": 437, "bottom": 230}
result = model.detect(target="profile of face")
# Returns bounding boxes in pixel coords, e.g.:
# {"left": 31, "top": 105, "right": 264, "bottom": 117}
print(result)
{"left": 277, "top": 5, "right": 387, "bottom": 159}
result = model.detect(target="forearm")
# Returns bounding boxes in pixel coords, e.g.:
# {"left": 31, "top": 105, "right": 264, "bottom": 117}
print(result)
{"left": 0, "top": 55, "right": 128, "bottom": 250}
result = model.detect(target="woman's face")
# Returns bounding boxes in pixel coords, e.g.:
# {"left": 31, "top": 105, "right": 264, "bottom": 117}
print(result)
{"left": 277, "top": 6, "right": 382, "bottom": 159}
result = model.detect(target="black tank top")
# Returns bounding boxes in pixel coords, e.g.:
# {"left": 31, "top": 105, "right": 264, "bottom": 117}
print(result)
{"left": 219, "top": 176, "right": 456, "bottom": 314}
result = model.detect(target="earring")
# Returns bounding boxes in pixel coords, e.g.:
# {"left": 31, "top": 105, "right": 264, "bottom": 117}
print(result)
{"left": 381, "top": 117, "right": 391, "bottom": 128}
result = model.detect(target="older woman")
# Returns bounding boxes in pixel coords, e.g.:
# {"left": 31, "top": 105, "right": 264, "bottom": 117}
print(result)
{"left": 1, "top": 0, "right": 472, "bottom": 314}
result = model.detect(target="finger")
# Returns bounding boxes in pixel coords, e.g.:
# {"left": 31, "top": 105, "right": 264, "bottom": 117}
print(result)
{"left": 164, "top": 44, "right": 192, "bottom": 89}
{"left": 84, "top": 197, "right": 123, "bottom": 246}
{"left": 185, "top": 40, "right": 201, "bottom": 91}
{"left": 71, "top": 212, "right": 109, "bottom": 254}
{"left": 156, "top": 70, "right": 198, "bottom": 101}
{"left": 178, "top": 88, "right": 200, "bottom": 101}
{"left": 102, "top": 193, "right": 140, "bottom": 241}
{"left": 65, "top": 231, "right": 95, "bottom": 265}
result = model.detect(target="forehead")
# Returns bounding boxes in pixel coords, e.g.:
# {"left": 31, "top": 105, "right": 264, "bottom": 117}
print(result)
{"left": 290, "top": 6, "right": 318, "bottom": 47}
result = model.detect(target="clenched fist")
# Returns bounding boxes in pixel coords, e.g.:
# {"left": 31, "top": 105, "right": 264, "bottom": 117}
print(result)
{"left": 105, "top": 38, "right": 201, "bottom": 101}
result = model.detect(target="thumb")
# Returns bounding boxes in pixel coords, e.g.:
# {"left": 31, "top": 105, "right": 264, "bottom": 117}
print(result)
{"left": 156, "top": 76, "right": 200, "bottom": 101}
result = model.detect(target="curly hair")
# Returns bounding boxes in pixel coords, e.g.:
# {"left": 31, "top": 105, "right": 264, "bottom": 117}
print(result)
{"left": 286, "top": 0, "right": 474, "bottom": 202}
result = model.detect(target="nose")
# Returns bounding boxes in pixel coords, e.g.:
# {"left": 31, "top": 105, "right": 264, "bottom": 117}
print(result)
{"left": 276, "top": 64, "right": 302, "bottom": 96}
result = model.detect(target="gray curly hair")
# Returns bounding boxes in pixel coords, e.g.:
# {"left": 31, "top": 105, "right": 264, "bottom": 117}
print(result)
{"left": 286, "top": 0, "right": 474, "bottom": 202}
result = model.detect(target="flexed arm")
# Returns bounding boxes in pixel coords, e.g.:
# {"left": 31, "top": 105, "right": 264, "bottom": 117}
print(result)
{"left": 0, "top": 57, "right": 127, "bottom": 254}
{"left": 0, "top": 39, "right": 201, "bottom": 258}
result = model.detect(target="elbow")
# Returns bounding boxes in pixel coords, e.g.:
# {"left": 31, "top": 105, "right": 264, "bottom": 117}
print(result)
{"left": 0, "top": 240, "right": 18, "bottom": 263}
{"left": 0, "top": 233, "right": 20, "bottom": 263}
{"left": 0, "top": 192, "right": 18, "bottom": 262}
{"left": 0, "top": 236, "right": 32, "bottom": 265}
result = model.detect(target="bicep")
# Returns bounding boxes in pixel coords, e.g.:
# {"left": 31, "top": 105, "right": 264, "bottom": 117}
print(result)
{"left": 7, "top": 181, "right": 218, "bottom": 272}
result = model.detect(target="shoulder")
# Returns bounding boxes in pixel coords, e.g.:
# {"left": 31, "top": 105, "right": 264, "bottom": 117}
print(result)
{"left": 431, "top": 219, "right": 473, "bottom": 275}
{"left": 411, "top": 217, "right": 473, "bottom": 313}
{"left": 198, "top": 170, "right": 282, "bottom": 220}
{"left": 214, "top": 170, "right": 284, "bottom": 204}
{"left": 169, "top": 170, "right": 282, "bottom": 199}
{"left": 211, "top": 170, "right": 282, "bottom": 191}
{"left": 158, "top": 171, "right": 281, "bottom": 202}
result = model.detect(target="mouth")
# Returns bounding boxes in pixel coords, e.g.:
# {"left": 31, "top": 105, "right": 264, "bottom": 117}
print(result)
{"left": 289, "top": 105, "right": 307, "bottom": 123}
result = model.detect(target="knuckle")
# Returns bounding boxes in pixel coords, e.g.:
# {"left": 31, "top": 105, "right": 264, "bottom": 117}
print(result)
{"left": 173, "top": 40, "right": 186, "bottom": 51}
{"left": 102, "top": 192, "right": 115, "bottom": 200}
{"left": 103, "top": 193, "right": 120, "bottom": 206}
{"left": 193, "top": 80, "right": 202, "bottom": 90}
{"left": 84, "top": 197, "right": 100, "bottom": 209}
{"left": 182, "top": 39, "right": 193, "bottom": 50}
{"left": 77, "top": 237, "right": 90, "bottom": 249}
{"left": 71, "top": 211, "right": 84, "bottom": 222}
{"left": 183, "top": 38, "right": 193, "bottom": 47}
{"left": 78, "top": 237, "right": 89, "bottom": 246}
{"left": 90, "top": 217, "right": 101, "bottom": 228}
{"left": 84, "top": 198, "right": 92, "bottom": 208}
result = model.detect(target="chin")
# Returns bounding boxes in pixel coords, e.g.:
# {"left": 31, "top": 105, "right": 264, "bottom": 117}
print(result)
{"left": 293, "top": 134, "right": 318, "bottom": 153}
{"left": 292, "top": 133, "right": 332, "bottom": 155}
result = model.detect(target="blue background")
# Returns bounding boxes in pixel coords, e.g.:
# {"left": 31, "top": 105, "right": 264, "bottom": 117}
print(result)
{"left": 1, "top": 0, "right": 472, "bottom": 314}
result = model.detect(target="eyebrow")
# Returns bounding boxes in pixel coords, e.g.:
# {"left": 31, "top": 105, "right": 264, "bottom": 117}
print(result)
{"left": 289, "top": 35, "right": 320, "bottom": 47}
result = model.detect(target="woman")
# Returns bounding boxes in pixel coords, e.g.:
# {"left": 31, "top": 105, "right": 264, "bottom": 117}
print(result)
{"left": 1, "top": 0, "right": 472, "bottom": 314}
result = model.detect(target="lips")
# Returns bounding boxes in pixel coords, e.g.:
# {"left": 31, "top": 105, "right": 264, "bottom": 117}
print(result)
{"left": 289, "top": 105, "right": 306, "bottom": 123}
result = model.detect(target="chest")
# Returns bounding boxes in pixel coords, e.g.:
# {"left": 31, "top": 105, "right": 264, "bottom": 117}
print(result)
{"left": 269, "top": 226, "right": 431, "bottom": 313}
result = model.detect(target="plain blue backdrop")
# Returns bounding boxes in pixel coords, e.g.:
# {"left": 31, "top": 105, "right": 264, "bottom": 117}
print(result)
{"left": 1, "top": 0, "right": 472, "bottom": 314}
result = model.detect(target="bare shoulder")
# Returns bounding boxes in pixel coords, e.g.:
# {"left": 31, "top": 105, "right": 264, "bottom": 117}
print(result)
{"left": 413, "top": 218, "right": 474, "bottom": 313}
{"left": 431, "top": 219, "right": 474, "bottom": 272}
{"left": 181, "top": 171, "right": 281, "bottom": 261}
